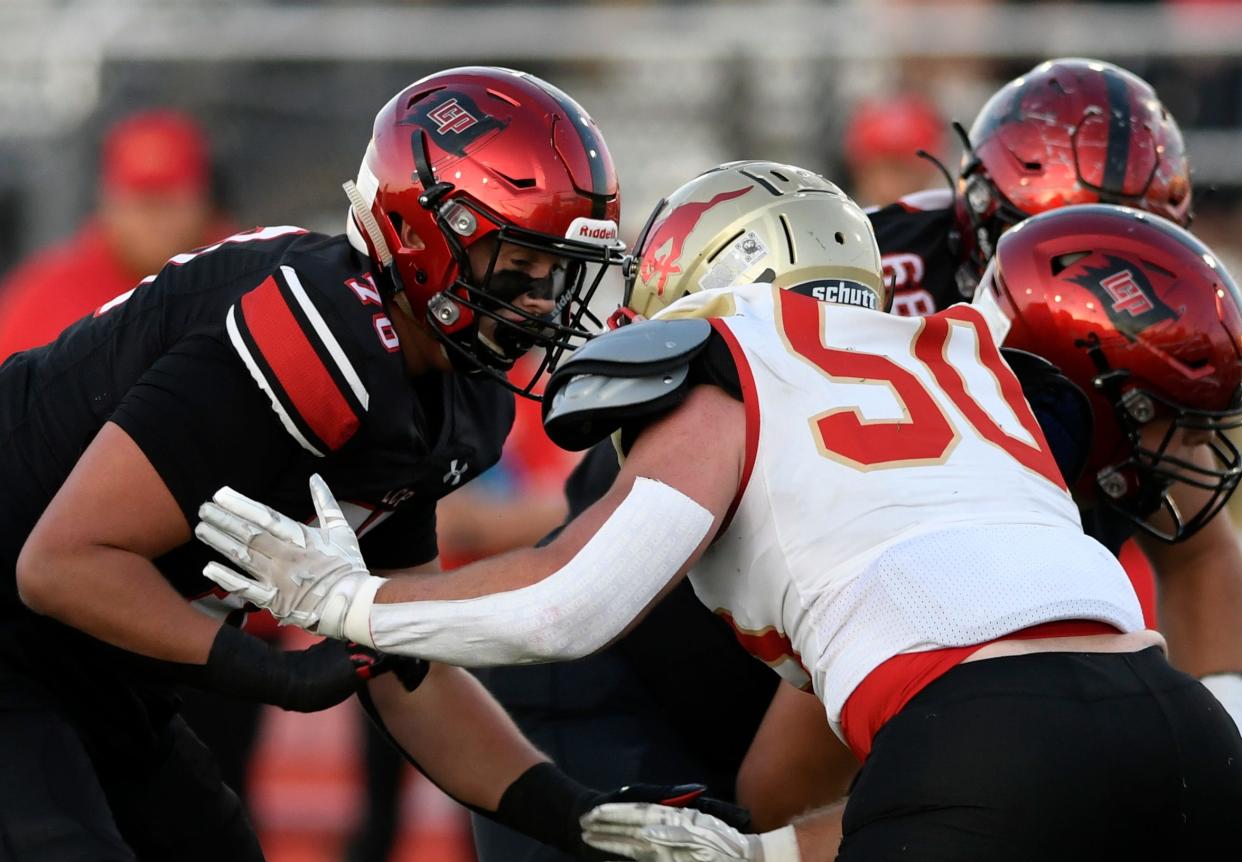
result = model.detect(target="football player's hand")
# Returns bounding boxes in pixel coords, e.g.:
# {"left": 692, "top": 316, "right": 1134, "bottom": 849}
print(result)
{"left": 582, "top": 804, "right": 799, "bottom": 862}
{"left": 196, "top": 475, "right": 384, "bottom": 640}
{"left": 589, "top": 785, "right": 751, "bottom": 834}
{"left": 198, "top": 624, "right": 382, "bottom": 712}
{"left": 277, "top": 638, "right": 382, "bottom": 712}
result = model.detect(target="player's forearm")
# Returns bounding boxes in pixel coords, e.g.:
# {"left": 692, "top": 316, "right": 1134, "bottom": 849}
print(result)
{"left": 737, "top": 685, "right": 857, "bottom": 832}
{"left": 1145, "top": 523, "right": 1242, "bottom": 677}
{"left": 360, "top": 553, "right": 663, "bottom": 664}
{"left": 366, "top": 663, "right": 547, "bottom": 810}
{"left": 16, "top": 543, "right": 221, "bottom": 664}
{"left": 347, "top": 477, "right": 710, "bottom": 663}
{"left": 1158, "top": 563, "right": 1242, "bottom": 676}
{"left": 363, "top": 665, "right": 607, "bottom": 857}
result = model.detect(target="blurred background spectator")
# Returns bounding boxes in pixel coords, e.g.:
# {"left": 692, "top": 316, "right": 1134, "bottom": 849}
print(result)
{"left": 0, "top": 109, "right": 233, "bottom": 359}
{"left": 4, "top": 2, "right": 1242, "bottom": 860}
{"left": 842, "top": 93, "right": 947, "bottom": 206}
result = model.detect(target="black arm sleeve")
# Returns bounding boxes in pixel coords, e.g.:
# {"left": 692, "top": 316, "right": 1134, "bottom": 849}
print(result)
{"left": 109, "top": 333, "right": 299, "bottom": 524}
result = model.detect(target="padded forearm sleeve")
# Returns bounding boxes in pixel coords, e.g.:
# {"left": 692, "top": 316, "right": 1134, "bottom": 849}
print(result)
{"left": 366, "top": 477, "right": 714, "bottom": 664}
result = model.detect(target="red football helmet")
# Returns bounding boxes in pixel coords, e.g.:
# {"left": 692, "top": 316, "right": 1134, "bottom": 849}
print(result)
{"left": 976, "top": 204, "right": 1242, "bottom": 541}
{"left": 344, "top": 67, "right": 623, "bottom": 398}
{"left": 955, "top": 58, "right": 1192, "bottom": 297}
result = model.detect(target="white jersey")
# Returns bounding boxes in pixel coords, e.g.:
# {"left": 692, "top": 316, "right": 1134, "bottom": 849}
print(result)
{"left": 656, "top": 283, "right": 1143, "bottom": 729}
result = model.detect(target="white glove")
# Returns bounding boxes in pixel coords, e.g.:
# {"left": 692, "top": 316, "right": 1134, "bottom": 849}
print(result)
{"left": 581, "top": 803, "right": 800, "bottom": 862}
{"left": 195, "top": 474, "right": 385, "bottom": 643}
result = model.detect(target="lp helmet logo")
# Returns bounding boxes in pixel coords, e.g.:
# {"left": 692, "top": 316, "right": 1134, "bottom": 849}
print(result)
{"left": 442, "top": 459, "right": 469, "bottom": 486}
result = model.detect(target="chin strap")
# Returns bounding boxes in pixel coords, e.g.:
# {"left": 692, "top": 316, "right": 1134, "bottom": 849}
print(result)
{"left": 344, "top": 178, "right": 410, "bottom": 305}
{"left": 343, "top": 180, "right": 393, "bottom": 268}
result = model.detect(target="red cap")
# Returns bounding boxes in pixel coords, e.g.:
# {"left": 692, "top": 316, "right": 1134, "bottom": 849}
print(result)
{"left": 101, "top": 109, "right": 210, "bottom": 195}
{"left": 844, "top": 94, "right": 944, "bottom": 169}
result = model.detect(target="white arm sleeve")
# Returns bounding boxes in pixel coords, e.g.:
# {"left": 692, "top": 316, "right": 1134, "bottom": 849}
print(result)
{"left": 364, "top": 477, "right": 714, "bottom": 664}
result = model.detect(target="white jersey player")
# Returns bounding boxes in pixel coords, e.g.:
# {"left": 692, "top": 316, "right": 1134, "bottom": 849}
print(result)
{"left": 666, "top": 282, "right": 1140, "bottom": 753}
{"left": 196, "top": 162, "right": 1242, "bottom": 861}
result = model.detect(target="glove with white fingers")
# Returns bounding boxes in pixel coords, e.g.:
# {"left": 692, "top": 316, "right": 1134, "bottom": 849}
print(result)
{"left": 196, "top": 474, "right": 385, "bottom": 643}
{"left": 581, "top": 803, "right": 800, "bottom": 862}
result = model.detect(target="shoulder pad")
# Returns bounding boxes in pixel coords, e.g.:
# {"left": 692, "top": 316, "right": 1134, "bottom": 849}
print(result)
{"left": 542, "top": 318, "right": 712, "bottom": 451}
{"left": 227, "top": 265, "right": 370, "bottom": 457}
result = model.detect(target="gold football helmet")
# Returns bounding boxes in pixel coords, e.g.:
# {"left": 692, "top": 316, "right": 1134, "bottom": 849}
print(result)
{"left": 621, "top": 160, "right": 885, "bottom": 319}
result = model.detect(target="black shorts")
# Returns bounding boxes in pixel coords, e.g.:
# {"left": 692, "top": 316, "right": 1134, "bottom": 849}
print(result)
{"left": 839, "top": 647, "right": 1242, "bottom": 862}
{"left": 0, "top": 680, "right": 263, "bottom": 862}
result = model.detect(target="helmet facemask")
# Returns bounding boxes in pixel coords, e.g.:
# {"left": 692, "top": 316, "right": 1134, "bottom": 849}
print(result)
{"left": 1091, "top": 362, "right": 1242, "bottom": 542}
{"left": 955, "top": 159, "right": 1031, "bottom": 298}
{"left": 426, "top": 201, "right": 622, "bottom": 397}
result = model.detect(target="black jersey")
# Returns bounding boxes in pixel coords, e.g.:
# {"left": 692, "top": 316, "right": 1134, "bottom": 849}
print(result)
{"left": 868, "top": 188, "right": 966, "bottom": 318}
{"left": 0, "top": 226, "right": 512, "bottom": 726}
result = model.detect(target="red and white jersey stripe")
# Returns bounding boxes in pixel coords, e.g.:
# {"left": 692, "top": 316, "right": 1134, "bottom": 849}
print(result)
{"left": 227, "top": 264, "right": 369, "bottom": 456}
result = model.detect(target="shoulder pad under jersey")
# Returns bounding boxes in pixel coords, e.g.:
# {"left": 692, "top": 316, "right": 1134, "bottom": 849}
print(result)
{"left": 542, "top": 318, "right": 712, "bottom": 451}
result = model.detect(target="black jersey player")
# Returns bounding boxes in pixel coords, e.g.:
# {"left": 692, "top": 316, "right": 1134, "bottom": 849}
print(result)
{"left": 0, "top": 67, "right": 741, "bottom": 861}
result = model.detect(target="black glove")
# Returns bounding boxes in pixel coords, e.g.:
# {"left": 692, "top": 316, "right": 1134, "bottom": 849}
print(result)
{"left": 368, "top": 652, "right": 431, "bottom": 693}
{"left": 197, "top": 624, "right": 376, "bottom": 712}
{"left": 492, "top": 762, "right": 752, "bottom": 860}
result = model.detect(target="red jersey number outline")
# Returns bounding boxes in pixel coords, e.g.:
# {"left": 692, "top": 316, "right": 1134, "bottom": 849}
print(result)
{"left": 776, "top": 290, "right": 1066, "bottom": 490}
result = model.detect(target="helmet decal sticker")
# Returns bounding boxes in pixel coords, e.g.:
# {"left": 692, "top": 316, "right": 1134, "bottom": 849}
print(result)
{"left": 639, "top": 186, "right": 752, "bottom": 295}
{"left": 697, "top": 230, "right": 769, "bottom": 292}
{"left": 1065, "top": 255, "right": 1175, "bottom": 339}
{"left": 400, "top": 91, "right": 506, "bottom": 156}
{"left": 786, "top": 279, "right": 879, "bottom": 310}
